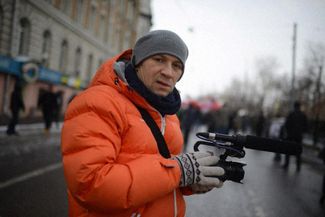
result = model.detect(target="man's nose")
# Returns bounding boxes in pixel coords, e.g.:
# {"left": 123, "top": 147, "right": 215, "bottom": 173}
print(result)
{"left": 161, "top": 63, "right": 174, "bottom": 77}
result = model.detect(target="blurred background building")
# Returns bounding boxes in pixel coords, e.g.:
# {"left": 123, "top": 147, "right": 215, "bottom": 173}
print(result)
{"left": 0, "top": 0, "right": 152, "bottom": 124}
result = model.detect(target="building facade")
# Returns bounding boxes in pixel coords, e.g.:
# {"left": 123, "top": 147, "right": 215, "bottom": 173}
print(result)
{"left": 0, "top": 0, "right": 152, "bottom": 124}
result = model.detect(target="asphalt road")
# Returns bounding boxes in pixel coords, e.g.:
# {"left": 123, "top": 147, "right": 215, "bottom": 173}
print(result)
{"left": 185, "top": 149, "right": 324, "bottom": 217}
{"left": 0, "top": 129, "right": 324, "bottom": 217}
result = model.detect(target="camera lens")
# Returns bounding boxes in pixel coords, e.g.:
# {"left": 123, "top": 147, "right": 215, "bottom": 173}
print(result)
{"left": 216, "top": 160, "right": 245, "bottom": 183}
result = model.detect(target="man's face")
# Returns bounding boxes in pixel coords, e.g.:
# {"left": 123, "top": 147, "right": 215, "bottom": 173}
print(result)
{"left": 136, "top": 54, "right": 183, "bottom": 97}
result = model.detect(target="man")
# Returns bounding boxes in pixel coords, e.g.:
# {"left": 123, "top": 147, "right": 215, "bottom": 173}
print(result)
{"left": 38, "top": 85, "right": 57, "bottom": 133}
{"left": 268, "top": 112, "right": 285, "bottom": 162}
{"left": 319, "top": 147, "right": 325, "bottom": 204}
{"left": 61, "top": 30, "right": 225, "bottom": 217}
{"left": 181, "top": 101, "right": 201, "bottom": 149}
{"left": 6, "top": 80, "right": 25, "bottom": 135}
{"left": 283, "top": 101, "right": 308, "bottom": 171}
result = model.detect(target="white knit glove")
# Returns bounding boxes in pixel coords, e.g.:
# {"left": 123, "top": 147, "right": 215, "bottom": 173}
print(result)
{"left": 191, "top": 183, "right": 218, "bottom": 194}
{"left": 173, "top": 152, "right": 225, "bottom": 188}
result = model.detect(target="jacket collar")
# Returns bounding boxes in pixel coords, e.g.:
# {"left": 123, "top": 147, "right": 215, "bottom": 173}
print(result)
{"left": 88, "top": 49, "right": 158, "bottom": 114}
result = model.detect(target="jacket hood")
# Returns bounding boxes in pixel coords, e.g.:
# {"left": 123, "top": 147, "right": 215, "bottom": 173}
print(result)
{"left": 88, "top": 49, "right": 156, "bottom": 112}
{"left": 89, "top": 49, "right": 132, "bottom": 88}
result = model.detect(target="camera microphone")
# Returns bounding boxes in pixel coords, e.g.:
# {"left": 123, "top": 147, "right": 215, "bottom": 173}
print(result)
{"left": 196, "top": 132, "right": 301, "bottom": 155}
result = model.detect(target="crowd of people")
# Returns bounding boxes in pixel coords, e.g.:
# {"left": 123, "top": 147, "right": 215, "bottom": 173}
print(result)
{"left": 178, "top": 101, "right": 264, "bottom": 146}
{"left": 179, "top": 100, "right": 308, "bottom": 170}
{"left": 6, "top": 81, "right": 65, "bottom": 136}
{"left": 179, "top": 98, "right": 325, "bottom": 205}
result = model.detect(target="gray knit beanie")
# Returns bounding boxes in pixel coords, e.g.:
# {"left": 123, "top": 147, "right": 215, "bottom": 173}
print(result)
{"left": 132, "top": 30, "right": 189, "bottom": 70}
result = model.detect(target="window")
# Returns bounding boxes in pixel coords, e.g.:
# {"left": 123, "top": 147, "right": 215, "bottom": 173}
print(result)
{"left": 99, "top": 14, "right": 106, "bottom": 40}
{"left": 41, "top": 30, "right": 52, "bottom": 67}
{"left": 0, "top": 6, "right": 3, "bottom": 50}
{"left": 126, "top": 0, "right": 135, "bottom": 20}
{"left": 74, "top": 47, "right": 82, "bottom": 77}
{"left": 120, "top": 0, "right": 126, "bottom": 15}
{"left": 59, "top": 40, "right": 68, "bottom": 73}
{"left": 18, "top": 18, "right": 31, "bottom": 56}
{"left": 89, "top": 5, "right": 96, "bottom": 31}
{"left": 62, "top": 1, "right": 71, "bottom": 15}
{"left": 76, "top": 0, "right": 84, "bottom": 23}
{"left": 87, "top": 53, "right": 93, "bottom": 81}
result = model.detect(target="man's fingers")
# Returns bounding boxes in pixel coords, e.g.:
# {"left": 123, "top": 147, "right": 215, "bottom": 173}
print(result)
{"left": 191, "top": 184, "right": 214, "bottom": 193}
{"left": 200, "top": 176, "right": 224, "bottom": 188}
{"left": 197, "top": 156, "right": 220, "bottom": 166}
{"left": 192, "top": 152, "right": 212, "bottom": 159}
{"left": 201, "top": 166, "right": 225, "bottom": 177}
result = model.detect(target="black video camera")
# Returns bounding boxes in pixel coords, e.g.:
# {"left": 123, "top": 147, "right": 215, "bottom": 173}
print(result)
{"left": 194, "top": 132, "right": 301, "bottom": 183}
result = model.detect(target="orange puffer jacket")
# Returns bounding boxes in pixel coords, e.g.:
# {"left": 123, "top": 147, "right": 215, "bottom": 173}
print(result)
{"left": 61, "top": 50, "right": 189, "bottom": 217}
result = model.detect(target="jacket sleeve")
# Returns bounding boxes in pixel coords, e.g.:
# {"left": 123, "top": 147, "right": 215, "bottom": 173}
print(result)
{"left": 61, "top": 90, "right": 182, "bottom": 213}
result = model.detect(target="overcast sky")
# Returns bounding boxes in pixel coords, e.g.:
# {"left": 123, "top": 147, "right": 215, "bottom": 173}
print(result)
{"left": 151, "top": 0, "right": 325, "bottom": 99}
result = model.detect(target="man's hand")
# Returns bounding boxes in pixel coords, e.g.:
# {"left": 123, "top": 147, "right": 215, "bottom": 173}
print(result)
{"left": 173, "top": 152, "right": 225, "bottom": 188}
{"left": 190, "top": 183, "right": 223, "bottom": 194}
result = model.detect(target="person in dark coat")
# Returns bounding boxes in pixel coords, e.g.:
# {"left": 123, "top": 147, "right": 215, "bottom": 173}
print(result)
{"left": 53, "top": 90, "right": 64, "bottom": 128}
{"left": 6, "top": 80, "right": 25, "bottom": 135}
{"left": 181, "top": 102, "right": 201, "bottom": 149}
{"left": 283, "top": 101, "right": 308, "bottom": 171}
{"left": 38, "top": 85, "right": 58, "bottom": 133}
{"left": 319, "top": 146, "right": 325, "bottom": 204}
{"left": 255, "top": 111, "right": 265, "bottom": 137}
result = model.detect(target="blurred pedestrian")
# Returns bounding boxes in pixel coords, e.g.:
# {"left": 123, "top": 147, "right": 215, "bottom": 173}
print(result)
{"left": 61, "top": 30, "right": 225, "bottom": 217}
{"left": 319, "top": 146, "right": 325, "bottom": 205}
{"left": 38, "top": 85, "right": 57, "bottom": 133}
{"left": 6, "top": 80, "right": 25, "bottom": 136}
{"left": 255, "top": 111, "right": 265, "bottom": 137}
{"left": 53, "top": 90, "right": 64, "bottom": 129}
{"left": 268, "top": 113, "right": 285, "bottom": 162}
{"left": 213, "top": 104, "right": 230, "bottom": 134}
{"left": 205, "top": 109, "right": 217, "bottom": 133}
{"left": 283, "top": 101, "right": 308, "bottom": 172}
{"left": 228, "top": 110, "right": 239, "bottom": 134}
{"left": 181, "top": 101, "right": 201, "bottom": 149}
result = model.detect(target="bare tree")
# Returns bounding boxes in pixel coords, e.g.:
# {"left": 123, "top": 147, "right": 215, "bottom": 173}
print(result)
{"left": 299, "top": 42, "right": 325, "bottom": 145}
{"left": 254, "top": 56, "right": 292, "bottom": 115}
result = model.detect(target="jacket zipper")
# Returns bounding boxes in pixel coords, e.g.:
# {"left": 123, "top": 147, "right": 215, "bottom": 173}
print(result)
{"left": 160, "top": 114, "right": 166, "bottom": 135}
{"left": 158, "top": 113, "right": 177, "bottom": 217}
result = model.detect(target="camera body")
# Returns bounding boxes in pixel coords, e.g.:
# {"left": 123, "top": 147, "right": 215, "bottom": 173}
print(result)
{"left": 216, "top": 160, "right": 246, "bottom": 183}
{"left": 193, "top": 134, "right": 246, "bottom": 183}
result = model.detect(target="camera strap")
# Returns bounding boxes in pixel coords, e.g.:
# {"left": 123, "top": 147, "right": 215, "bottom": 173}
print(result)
{"left": 135, "top": 105, "right": 171, "bottom": 159}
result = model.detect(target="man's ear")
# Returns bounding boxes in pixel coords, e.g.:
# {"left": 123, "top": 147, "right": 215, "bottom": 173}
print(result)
{"left": 134, "top": 66, "right": 140, "bottom": 74}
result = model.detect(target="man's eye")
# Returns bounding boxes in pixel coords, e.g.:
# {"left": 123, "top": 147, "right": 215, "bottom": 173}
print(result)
{"left": 153, "top": 57, "right": 163, "bottom": 62}
{"left": 173, "top": 63, "right": 182, "bottom": 70}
